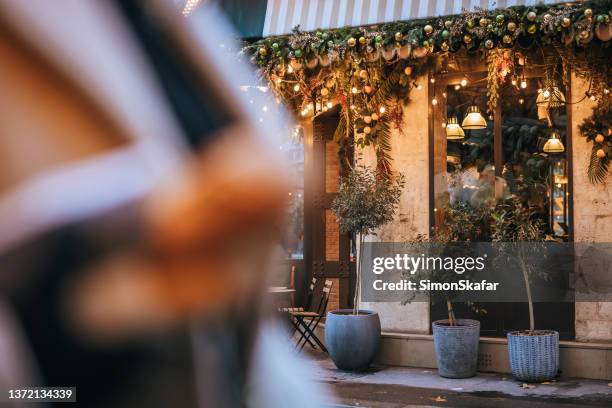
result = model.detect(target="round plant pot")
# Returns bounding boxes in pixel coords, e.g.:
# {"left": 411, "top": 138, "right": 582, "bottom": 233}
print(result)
{"left": 325, "top": 309, "right": 381, "bottom": 371}
{"left": 432, "top": 319, "right": 480, "bottom": 378}
{"left": 507, "top": 330, "right": 559, "bottom": 382}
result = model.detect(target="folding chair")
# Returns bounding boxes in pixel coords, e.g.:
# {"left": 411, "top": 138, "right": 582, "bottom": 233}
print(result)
{"left": 289, "top": 279, "right": 333, "bottom": 353}
{"left": 278, "top": 276, "right": 316, "bottom": 314}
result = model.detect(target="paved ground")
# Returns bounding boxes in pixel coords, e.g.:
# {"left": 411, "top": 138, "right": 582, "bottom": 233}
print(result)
{"left": 303, "top": 350, "right": 612, "bottom": 408}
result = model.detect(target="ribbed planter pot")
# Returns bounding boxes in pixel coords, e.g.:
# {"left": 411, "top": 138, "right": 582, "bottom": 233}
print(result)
{"left": 507, "top": 330, "right": 559, "bottom": 382}
{"left": 432, "top": 319, "right": 480, "bottom": 378}
{"left": 325, "top": 309, "right": 381, "bottom": 371}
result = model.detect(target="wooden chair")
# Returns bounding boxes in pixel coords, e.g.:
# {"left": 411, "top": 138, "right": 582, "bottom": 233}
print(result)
{"left": 289, "top": 279, "right": 332, "bottom": 352}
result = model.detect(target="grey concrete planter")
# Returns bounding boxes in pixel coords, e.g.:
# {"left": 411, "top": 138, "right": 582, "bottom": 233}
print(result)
{"left": 325, "top": 309, "right": 381, "bottom": 371}
{"left": 508, "top": 330, "right": 559, "bottom": 382}
{"left": 432, "top": 319, "right": 480, "bottom": 378}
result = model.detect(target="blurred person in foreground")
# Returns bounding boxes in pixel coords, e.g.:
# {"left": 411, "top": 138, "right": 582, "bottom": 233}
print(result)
{"left": 0, "top": 0, "right": 327, "bottom": 407}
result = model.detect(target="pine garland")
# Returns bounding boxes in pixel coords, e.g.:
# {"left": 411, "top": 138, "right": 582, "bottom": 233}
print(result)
{"left": 243, "top": 1, "right": 612, "bottom": 177}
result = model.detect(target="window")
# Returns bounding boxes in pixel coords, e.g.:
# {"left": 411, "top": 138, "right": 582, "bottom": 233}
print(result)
{"left": 431, "top": 69, "right": 571, "bottom": 240}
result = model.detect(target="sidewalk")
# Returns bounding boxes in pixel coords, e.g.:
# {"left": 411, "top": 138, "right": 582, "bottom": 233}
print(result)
{"left": 304, "top": 350, "right": 612, "bottom": 407}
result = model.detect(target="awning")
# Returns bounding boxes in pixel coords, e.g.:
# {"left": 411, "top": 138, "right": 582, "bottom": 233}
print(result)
{"left": 263, "top": 0, "right": 564, "bottom": 37}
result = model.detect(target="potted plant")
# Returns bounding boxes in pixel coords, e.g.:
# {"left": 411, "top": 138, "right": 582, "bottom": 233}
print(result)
{"left": 327, "top": 165, "right": 404, "bottom": 371}
{"left": 491, "top": 197, "right": 558, "bottom": 382}
{"left": 429, "top": 201, "right": 489, "bottom": 378}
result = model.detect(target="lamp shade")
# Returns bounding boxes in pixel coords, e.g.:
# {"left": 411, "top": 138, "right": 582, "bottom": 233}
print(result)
{"left": 446, "top": 116, "right": 465, "bottom": 139}
{"left": 536, "top": 86, "right": 566, "bottom": 108}
{"left": 461, "top": 105, "right": 487, "bottom": 130}
{"left": 543, "top": 131, "right": 565, "bottom": 153}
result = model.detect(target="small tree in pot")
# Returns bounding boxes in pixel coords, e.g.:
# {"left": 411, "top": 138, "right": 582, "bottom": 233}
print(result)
{"left": 326, "top": 165, "right": 404, "bottom": 371}
{"left": 491, "top": 197, "right": 558, "bottom": 382}
{"left": 428, "top": 202, "right": 489, "bottom": 378}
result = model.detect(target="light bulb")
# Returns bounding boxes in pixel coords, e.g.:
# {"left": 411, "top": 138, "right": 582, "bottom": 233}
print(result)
{"left": 430, "top": 78, "right": 436, "bottom": 84}
{"left": 519, "top": 98, "right": 524, "bottom": 104}
{"left": 460, "top": 78, "right": 468, "bottom": 87}
{"left": 350, "top": 104, "right": 356, "bottom": 110}
{"left": 431, "top": 98, "right": 438, "bottom": 105}
{"left": 511, "top": 79, "right": 517, "bottom": 86}
{"left": 379, "top": 106, "right": 386, "bottom": 113}
{"left": 326, "top": 101, "right": 333, "bottom": 108}
{"left": 520, "top": 80, "right": 527, "bottom": 89}
{"left": 351, "top": 87, "right": 359, "bottom": 94}
{"left": 417, "top": 84, "right": 423, "bottom": 90}
{"left": 442, "top": 122, "right": 447, "bottom": 128}
{"left": 293, "top": 84, "right": 300, "bottom": 92}
{"left": 454, "top": 84, "right": 461, "bottom": 90}
{"left": 543, "top": 90, "right": 551, "bottom": 98}
{"left": 287, "top": 65, "right": 294, "bottom": 73}
{"left": 262, "top": 105, "right": 268, "bottom": 112}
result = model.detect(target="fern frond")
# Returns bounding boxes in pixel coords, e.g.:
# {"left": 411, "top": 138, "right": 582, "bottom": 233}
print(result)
{"left": 588, "top": 146, "right": 610, "bottom": 184}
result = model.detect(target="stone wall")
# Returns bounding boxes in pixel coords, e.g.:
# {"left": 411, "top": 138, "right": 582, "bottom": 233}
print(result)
{"left": 571, "top": 75, "right": 612, "bottom": 342}
{"left": 360, "top": 80, "right": 431, "bottom": 334}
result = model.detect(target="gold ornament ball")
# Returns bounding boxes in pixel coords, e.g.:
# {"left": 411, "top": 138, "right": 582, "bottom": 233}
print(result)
{"left": 596, "top": 148, "right": 606, "bottom": 158}
{"left": 359, "top": 69, "right": 368, "bottom": 79}
{"left": 259, "top": 47, "right": 267, "bottom": 56}
{"left": 528, "top": 24, "right": 537, "bottom": 34}
{"left": 463, "top": 34, "right": 473, "bottom": 44}
{"left": 347, "top": 37, "right": 356, "bottom": 47}
{"left": 371, "top": 113, "right": 379, "bottom": 121}
{"left": 485, "top": 39, "right": 494, "bottom": 49}
{"left": 562, "top": 17, "right": 571, "bottom": 27}
{"left": 404, "top": 66, "right": 413, "bottom": 76}
{"left": 507, "top": 21, "right": 517, "bottom": 32}
{"left": 479, "top": 18, "right": 488, "bottom": 27}
{"left": 440, "top": 42, "right": 450, "bottom": 51}
{"left": 359, "top": 36, "right": 367, "bottom": 45}
{"left": 395, "top": 32, "right": 403, "bottom": 41}
{"left": 595, "top": 134, "right": 605, "bottom": 143}
{"left": 503, "top": 34, "right": 513, "bottom": 44}
{"left": 445, "top": 20, "right": 452, "bottom": 29}
{"left": 543, "top": 14, "right": 552, "bottom": 23}
{"left": 580, "top": 30, "right": 590, "bottom": 39}
{"left": 527, "top": 11, "right": 537, "bottom": 22}
{"left": 363, "top": 126, "right": 372, "bottom": 134}
{"left": 424, "top": 25, "right": 433, "bottom": 35}
{"left": 364, "top": 116, "right": 372, "bottom": 124}
{"left": 321, "top": 88, "right": 329, "bottom": 96}
{"left": 584, "top": 8, "right": 593, "bottom": 19}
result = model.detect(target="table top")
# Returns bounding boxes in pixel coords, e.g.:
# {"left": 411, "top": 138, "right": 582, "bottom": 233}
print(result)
{"left": 267, "top": 286, "right": 296, "bottom": 294}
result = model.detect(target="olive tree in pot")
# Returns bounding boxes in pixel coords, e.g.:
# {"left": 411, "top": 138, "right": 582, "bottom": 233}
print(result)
{"left": 429, "top": 202, "right": 489, "bottom": 378}
{"left": 492, "top": 198, "right": 558, "bottom": 382}
{"left": 327, "top": 165, "right": 404, "bottom": 371}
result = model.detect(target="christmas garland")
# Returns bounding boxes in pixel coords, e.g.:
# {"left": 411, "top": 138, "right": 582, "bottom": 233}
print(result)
{"left": 243, "top": 1, "right": 612, "bottom": 178}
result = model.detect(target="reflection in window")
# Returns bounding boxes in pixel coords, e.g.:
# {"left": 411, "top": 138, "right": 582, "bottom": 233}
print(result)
{"left": 282, "top": 126, "right": 304, "bottom": 259}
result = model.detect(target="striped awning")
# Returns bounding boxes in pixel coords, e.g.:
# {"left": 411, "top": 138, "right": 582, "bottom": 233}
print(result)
{"left": 263, "top": 0, "right": 564, "bottom": 37}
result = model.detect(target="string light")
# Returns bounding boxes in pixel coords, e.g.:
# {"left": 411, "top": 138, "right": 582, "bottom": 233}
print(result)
{"left": 379, "top": 106, "right": 386, "bottom": 113}
{"left": 519, "top": 98, "right": 524, "bottom": 104}
{"left": 520, "top": 79, "right": 528, "bottom": 89}
{"left": 511, "top": 79, "right": 517, "bottom": 86}
{"left": 262, "top": 105, "right": 268, "bottom": 112}
{"left": 293, "top": 84, "right": 300, "bottom": 92}
{"left": 326, "top": 101, "right": 333, "bottom": 109}
{"left": 416, "top": 84, "right": 423, "bottom": 90}
{"left": 454, "top": 84, "right": 461, "bottom": 91}
{"left": 431, "top": 98, "right": 438, "bottom": 106}
{"left": 351, "top": 87, "right": 359, "bottom": 94}
{"left": 430, "top": 78, "right": 436, "bottom": 84}
{"left": 287, "top": 65, "right": 294, "bottom": 73}
{"left": 460, "top": 78, "right": 468, "bottom": 87}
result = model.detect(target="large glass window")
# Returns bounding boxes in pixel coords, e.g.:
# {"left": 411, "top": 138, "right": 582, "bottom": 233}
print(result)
{"left": 282, "top": 125, "right": 304, "bottom": 259}
{"left": 432, "top": 71, "right": 570, "bottom": 240}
